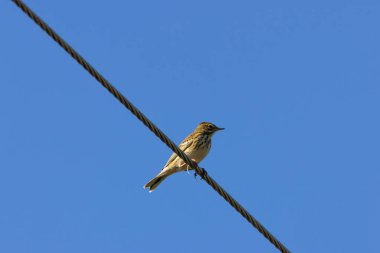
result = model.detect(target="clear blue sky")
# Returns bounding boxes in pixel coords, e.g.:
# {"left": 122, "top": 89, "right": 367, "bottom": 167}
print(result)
{"left": 1, "top": 1, "right": 379, "bottom": 252}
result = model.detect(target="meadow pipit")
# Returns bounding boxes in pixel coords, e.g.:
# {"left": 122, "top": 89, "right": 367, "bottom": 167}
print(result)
{"left": 144, "top": 122, "right": 224, "bottom": 192}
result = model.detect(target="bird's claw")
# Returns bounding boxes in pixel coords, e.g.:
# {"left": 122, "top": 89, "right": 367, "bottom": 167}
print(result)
{"left": 190, "top": 162, "right": 207, "bottom": 181}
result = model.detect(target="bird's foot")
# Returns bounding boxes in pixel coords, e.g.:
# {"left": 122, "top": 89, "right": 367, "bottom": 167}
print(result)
{"left": 194, "top": 168, "right": 208, "bottom": 181}
{"left": 190, "top": 161, "right": 201, "bottom": 180}
{"left": 187, "top": 161, "right": 198, "bottom": 174}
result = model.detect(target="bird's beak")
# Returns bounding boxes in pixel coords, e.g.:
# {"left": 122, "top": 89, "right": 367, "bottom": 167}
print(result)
{"left": 216, "top": 127, "right": 225, "bottom": 131}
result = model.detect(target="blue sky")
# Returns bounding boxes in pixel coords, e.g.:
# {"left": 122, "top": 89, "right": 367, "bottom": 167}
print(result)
{"left": 1, "top": 1, "right": 379, "bottom": 252}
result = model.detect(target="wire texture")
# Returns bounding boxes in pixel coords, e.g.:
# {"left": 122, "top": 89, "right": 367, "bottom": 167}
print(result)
{"left": 11, "top": 1, "right": 291, "bottom": 252}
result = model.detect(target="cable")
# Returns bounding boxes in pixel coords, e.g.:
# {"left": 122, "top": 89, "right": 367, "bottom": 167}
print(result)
{"left": 11, "top": 1, "right": 291, "bottom": 252}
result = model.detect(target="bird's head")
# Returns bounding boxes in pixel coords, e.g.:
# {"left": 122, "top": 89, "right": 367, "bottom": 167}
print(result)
{"left": 196, "top": 122, "right": 224, "bottom": 135}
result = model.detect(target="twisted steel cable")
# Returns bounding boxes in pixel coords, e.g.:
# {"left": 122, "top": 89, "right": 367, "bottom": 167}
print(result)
{"left": 11, "top": 1, "right": 291, "bottom": 252}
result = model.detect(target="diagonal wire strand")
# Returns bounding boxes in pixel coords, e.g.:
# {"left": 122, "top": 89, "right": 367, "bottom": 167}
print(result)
{"left": 11, "top": 1, "right": 291, "bottom": 252}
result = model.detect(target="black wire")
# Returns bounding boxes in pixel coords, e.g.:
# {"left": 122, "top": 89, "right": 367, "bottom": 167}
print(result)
{"left": 11, "top": 1, "right": 291, "bottom": 252}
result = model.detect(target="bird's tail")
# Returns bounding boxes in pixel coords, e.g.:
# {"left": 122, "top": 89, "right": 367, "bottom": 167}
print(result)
{"left": 143, "top": 172, "right": 170, "bottom": 192}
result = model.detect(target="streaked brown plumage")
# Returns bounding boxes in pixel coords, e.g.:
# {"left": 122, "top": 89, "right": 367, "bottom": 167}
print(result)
{"left": 144, "top": 122, "right": 224, "bottom": 192}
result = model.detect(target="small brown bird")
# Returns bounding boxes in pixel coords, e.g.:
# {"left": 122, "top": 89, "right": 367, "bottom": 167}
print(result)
{"left": 144, "top": 122, "right": 224, "bottom": 192}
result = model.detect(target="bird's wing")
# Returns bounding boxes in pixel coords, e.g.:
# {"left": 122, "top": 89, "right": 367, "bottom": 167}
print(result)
{"left": 163, "top": 135, "right": 194, "bottom": 169}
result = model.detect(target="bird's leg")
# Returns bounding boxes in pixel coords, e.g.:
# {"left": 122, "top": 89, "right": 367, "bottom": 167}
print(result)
{"left": 191, "top": 161, "right": 202, "bottom": 180}
{"left": 181, "top": 161, "right": 192, "bottom": 174}
{"left": 187, "top": 160, "right": 198, "bottom": 174}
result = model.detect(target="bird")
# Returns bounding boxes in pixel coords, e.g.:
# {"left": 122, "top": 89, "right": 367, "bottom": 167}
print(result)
{"left": 144, "top": 122, "right": 224, "bottom": 192}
